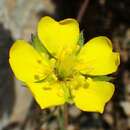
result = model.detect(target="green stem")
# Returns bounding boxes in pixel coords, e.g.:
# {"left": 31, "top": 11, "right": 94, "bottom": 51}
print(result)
{"left": 57, "top": 105, "right": 69, "bottom": 130}
{"left": 63, "top": 104, "right": 69, "bottom": 130}
{"left": 57, "top": 107, "right": 64, "bottom": 130}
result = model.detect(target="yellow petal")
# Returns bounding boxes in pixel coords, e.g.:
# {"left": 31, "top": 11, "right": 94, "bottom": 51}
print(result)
{"left": 9, "top": 40, "right": 51, "bottom": 82}
{"left": 38, "top": 16, "right": 79, "bottom": 58}
{"left": 76, "top": 36, "right": 120, "bottom": 75}
{"left": 73, "top": 78, "right": 115, "bottom": 113}
{"left": 27, "top": 81, "right": 65, "bottom": 109}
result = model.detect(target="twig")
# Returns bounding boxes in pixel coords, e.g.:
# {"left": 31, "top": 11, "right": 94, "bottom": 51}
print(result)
{"left": 77, "top": 0, "right": 90, "bottom": 23}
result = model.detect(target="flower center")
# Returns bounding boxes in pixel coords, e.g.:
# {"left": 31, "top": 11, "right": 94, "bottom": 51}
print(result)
{"left": 54, "top": 55, "right": 76, "bottom": 81}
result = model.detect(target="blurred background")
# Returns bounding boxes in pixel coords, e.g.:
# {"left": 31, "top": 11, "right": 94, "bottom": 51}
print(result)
{"left": 0, "top": 0, "right": 130, "bottom": 130}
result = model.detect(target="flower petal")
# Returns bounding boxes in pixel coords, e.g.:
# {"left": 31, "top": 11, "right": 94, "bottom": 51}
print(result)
{"left": 73, "top": 78, "right": 115, "bottom": 113}
{"left": 38, "top": 16, "right": 79, "bottom": 58}
{"left": 9, "top": 40, "right": 51, "bottom": 82}
{"left": 27, "top": 82, "right": 65, "bottom": 109}
{"left": 76, "top": 36, "right": 120, "bottom": 75}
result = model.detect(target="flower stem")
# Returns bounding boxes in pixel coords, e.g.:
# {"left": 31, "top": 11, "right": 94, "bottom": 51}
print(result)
{"left": 63, "top": 104, "right": 69, "bottom": 130}
{"left": 58, "top": 105, "right": 69, "bottom": 130}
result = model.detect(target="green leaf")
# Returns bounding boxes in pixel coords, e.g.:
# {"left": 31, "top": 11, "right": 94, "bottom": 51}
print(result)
{"left": 78, "top": 31, "right": 84, "bottom": 47}
{"left": 91, "top": 75, "right": 114, "bottom": 82}
{"left": 127, "top": 40, "right": 130, "bottom": 45}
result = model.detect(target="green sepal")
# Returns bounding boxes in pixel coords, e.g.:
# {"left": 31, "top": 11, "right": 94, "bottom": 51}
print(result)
{"left": 31, "top": 34, "right": 56, "bottom": 59}
{"left": 34, "top": 77, "right": 47, "bottom": 83}
{"left": 34, "top": 74, "right": 56, "bottom": 83}
{"left": 91, "top": 75, "right": 114, "bottom": 82}
{"left": 31, "top": 34, "right": 48, "bottom": 53}
{"left": 78, "top": 31, "right": 84, "bottom": 47}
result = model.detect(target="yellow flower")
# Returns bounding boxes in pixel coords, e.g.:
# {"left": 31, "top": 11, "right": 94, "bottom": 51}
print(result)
{"left": 9, "top": 16, "right": 120, "bottom": 113}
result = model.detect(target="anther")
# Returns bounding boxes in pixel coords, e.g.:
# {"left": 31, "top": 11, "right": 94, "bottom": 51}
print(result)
{"left": 37, "top": 60, "right": 42, "bottom": 64}
{"left": 34, "top": 74, "right": 40, "bottom": 80}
